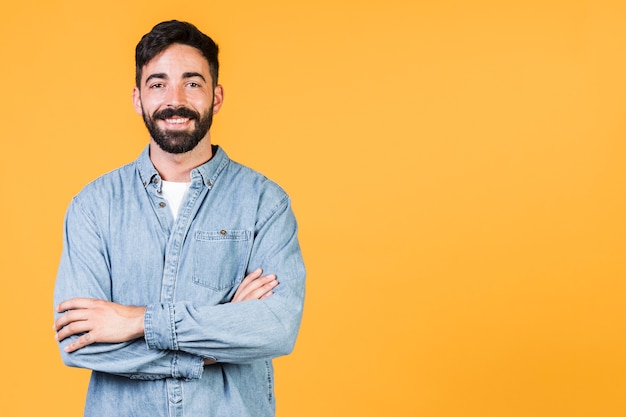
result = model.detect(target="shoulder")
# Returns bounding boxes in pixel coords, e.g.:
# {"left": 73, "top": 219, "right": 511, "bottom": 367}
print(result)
{"left": 221, "top": 155, "right": 289, "bottom": 204}
{"left": 72, "top": 161, "right": 138, "bottom": 210}
{"left": 214, "top": 150, "right": 292, "bottom": 222}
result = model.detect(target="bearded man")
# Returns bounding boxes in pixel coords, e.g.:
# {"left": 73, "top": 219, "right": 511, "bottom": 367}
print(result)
{"left": 53, "top": 20, "right": 305, "bottom": 417}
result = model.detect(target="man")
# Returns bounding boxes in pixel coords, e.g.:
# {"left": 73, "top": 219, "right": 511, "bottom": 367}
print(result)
{"left": 53, "top": 20, "right": 305, "bottom": 417}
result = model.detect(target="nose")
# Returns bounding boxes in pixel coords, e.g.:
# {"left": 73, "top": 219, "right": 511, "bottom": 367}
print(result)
{"left": 165, "top": 85, "right": 186, "bottom": 107}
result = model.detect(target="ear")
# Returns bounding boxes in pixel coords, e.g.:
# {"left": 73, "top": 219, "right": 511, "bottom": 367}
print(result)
{"left": 212, "top": 84, "right": 224, "bottom": 115}
{"left": 132, "top": 87, "right": 143, "bottom": 116}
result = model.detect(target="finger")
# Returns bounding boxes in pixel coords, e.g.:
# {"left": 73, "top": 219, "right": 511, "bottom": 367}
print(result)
{"left": 54, "top": 309, "right": 89, "bottom": 331}
{"left": 64, "top": 332, "right": 96, "bottom": 353}
{"left": 234, "top": 274, "right": 276, "bottom": 302}
{"left": 57, "top": 297, "right": 100, "bottom": 313}
{"left": 241, "top": 273, "right": 275, "bottom": 296}
{"left": 238, "top": 276, "right": 278, "bottom": 302}
{"left": 56, "top": 320, "right": 93, "bottom": 342}
{"left": 260, "top": 291, "right": 274, "bottom": 299}
{"left": 232, "top": 269, "right": 264, "bottom": 301}
{"left": 247, "top": 277, "right": 278, "bottom": 300}
{"left": 239, "top": 268, "right": 263, "bottom": 289}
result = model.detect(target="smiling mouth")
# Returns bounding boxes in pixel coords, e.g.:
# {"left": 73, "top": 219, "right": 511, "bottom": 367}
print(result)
{"left": 164, "top": 117, "right": 190, "bottom": 124}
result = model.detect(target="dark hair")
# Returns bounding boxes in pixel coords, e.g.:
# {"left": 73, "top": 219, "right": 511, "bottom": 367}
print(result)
{"left": 135, "top": 20, "right": 219, "bottom": 88}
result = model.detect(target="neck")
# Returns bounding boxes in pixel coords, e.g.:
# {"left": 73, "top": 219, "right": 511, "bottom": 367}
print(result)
{"left": 149, "top": 137, "right": 213, "bottom": 182}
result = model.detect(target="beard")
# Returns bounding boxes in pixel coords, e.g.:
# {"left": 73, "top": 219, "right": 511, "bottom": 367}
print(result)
{"left": 142, "top": 105, "right": 214, "bottom": 154}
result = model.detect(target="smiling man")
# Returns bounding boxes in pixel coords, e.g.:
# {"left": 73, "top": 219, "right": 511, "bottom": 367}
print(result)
{"left": 53, "top": 20, "right": 305, "bottom": 417}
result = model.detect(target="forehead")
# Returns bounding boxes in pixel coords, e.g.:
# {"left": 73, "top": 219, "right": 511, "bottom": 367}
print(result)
{"left": 141, "top": 44, "right": 211, "bottom": 81}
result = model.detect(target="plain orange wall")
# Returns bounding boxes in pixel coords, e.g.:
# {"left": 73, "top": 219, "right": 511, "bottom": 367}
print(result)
{"left": 2, "top": 1, "right": 626, "bottom": 416}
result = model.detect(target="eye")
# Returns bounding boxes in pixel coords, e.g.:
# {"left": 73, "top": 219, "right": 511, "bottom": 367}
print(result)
{"left": 149, "top": 83, "right": 165, "bottom": 89}
{"left": 187, "top": 82, "right": 201, "bottom": 88}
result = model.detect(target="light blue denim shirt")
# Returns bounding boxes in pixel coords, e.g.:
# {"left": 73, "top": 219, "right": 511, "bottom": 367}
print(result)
{"left": 53, "top": 145, "right": 305, "bottom": 417}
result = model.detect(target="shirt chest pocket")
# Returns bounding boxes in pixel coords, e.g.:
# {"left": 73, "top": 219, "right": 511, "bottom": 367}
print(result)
{"left": 192, "top": 229, "right": 252, "bottom": 291}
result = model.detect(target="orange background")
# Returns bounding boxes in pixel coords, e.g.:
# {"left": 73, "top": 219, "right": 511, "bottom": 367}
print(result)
{"left": 2, "top": 1, "right": 626, "bottom": 416}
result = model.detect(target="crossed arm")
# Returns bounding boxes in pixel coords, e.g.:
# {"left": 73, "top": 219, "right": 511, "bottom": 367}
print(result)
{"left": 54, "top": 268, "right": 278, "bottom": 361}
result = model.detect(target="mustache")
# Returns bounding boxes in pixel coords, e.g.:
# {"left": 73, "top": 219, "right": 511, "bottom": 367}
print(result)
{"left": 153, "top": 107, "right": 199, "bottom": 120}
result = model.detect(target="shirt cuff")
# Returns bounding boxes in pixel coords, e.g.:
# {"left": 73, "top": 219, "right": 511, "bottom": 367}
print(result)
{"left": 145, "top": 303, "right": 204, "bottom": 380}
{"left": 172, "top": 351, "right": 204, "bottom": 380}
{"left": 144, "top": 303, "right": 177, "bottom": 350}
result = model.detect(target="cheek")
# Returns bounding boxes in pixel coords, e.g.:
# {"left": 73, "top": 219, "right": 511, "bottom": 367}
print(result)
{"left": 187, "top": 90, "right": 213, "bottom": 105}
{"left": 136, "top": 97, "right": 159, "bottom": 117}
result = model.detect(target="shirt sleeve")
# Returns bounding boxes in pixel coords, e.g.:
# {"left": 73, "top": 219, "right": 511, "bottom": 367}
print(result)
{"left": 53, "top": 197, "right": 204, "bottom": 380}
{"left": 144, "top": 194, "right": 306, "bottom": 363}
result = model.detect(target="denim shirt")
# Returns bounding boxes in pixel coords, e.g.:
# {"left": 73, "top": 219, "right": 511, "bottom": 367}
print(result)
{"left": 53, "top": 145, "right": 305, "bottom": 417}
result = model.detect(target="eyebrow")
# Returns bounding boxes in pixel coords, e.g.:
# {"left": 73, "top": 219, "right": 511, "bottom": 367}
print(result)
{"left": 182, "top": 72, "right": 206, "bottom": 82}
{"left": 145, "top": 73, "right": 167, "bottom": 86}
{"left": 144, "top": 72, "right": 206, "bottom": 86}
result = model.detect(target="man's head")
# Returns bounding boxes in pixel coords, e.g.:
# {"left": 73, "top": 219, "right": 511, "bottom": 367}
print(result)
{"left": 132, "top": 21, "right": 224, "bottom": 155}
{"left": 135, "top": 20, "right": 219, "bottom": 89}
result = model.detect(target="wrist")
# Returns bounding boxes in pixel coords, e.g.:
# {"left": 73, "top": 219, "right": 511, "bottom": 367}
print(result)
{"left": 132, "top": 306, "right": 147, "bottom": 339}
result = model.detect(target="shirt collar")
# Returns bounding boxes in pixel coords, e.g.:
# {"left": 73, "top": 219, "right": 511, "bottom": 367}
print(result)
{"left": 136, "top": 144, "right": 230, "bottom": 189}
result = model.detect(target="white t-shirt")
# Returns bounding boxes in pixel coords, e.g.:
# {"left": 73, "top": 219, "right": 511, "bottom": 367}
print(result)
{"left": 161, "top": 181, "right": 191, "bottom": 220}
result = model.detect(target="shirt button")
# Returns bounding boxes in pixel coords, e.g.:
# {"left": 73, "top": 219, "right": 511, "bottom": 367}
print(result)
{"left": 152, "top": 177, "right": 158, "bottom": 184}
{"left": 206, "top": 180, "right": 213, "bottom": 187}
{"left": 159, "top": 202, "right": 166, "bottom": 208}
{"left": 220, "top": 230, "right": 227, "bottom": 236}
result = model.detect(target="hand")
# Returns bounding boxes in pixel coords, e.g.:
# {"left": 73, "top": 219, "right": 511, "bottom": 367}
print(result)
{"left": 54, "top": 298, "right": 146, "bottom": 353}
{"left": 231, "top": 268, "right": 278, "bottom": 302}
{"left": 202, "top": 269, "right": 277, "bottom": 366}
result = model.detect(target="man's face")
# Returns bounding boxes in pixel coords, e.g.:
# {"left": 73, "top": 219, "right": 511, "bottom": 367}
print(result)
{"left": 132, "top": 44, "right": 223, "bottom": 154}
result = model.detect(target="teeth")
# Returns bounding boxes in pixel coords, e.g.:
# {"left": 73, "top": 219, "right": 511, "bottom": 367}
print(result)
{"left": 165, "top": 118, "right": 188, "bottom": 124}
